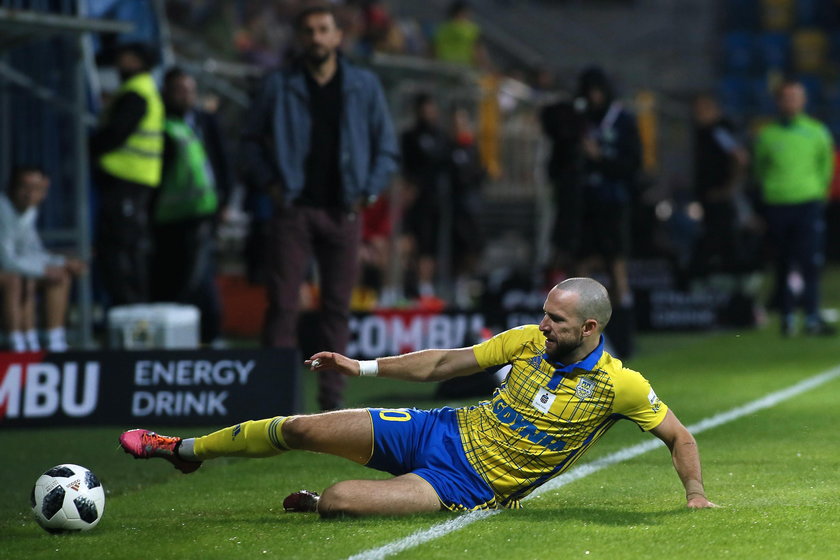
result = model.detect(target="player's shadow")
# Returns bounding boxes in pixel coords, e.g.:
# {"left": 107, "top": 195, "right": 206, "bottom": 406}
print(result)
{"left": 502, "top": 505, "right": 689, "bottom": 526}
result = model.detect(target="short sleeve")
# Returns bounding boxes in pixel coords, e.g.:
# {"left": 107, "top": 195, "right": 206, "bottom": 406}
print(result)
{"left": 472, "top": 325, "right": 537, "bottom": 369}
{"left": 612, "top": 368, "right": 668, "bottom": 431}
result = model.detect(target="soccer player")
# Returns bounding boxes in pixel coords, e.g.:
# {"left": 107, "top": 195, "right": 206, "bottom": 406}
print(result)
{"left": 120, "top": 278, "right": 716, "bottom": 516}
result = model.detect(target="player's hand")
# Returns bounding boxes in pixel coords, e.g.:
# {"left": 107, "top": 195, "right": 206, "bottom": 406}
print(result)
{"left": 305, "top": 352, "right": 361, "bottom": 376}
{"left": 582, "top": 137, "right": 602, "bottom": 160}
{"left": 43, "top": 265, "right": 66, "bottom": 281}
{"left": 686, "top": 495, "right": 718, "bottom": 509}
{"left": 64, "top": 259, "right": 88, "bottom": 275}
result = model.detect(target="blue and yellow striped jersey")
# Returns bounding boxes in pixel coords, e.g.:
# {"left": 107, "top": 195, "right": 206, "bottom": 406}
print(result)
{"left": 457, "top": 325, "right": 667, "bottom": 506}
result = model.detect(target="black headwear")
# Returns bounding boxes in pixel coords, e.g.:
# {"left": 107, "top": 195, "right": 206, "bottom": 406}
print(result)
{"left": 113, "top": 42, "right": 158, "bottom": 71}
{"left": 576, "top": 66, "right": 614, "bottom": 102}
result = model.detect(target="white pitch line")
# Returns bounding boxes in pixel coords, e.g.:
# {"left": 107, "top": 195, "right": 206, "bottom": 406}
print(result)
{"left": 347, "top": 364, "right": 840, "bottom": 560}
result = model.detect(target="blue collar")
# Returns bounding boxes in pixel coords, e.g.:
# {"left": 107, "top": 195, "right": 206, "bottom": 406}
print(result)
{"left": 542, "top": 335, "right": 605, "bottom": 374}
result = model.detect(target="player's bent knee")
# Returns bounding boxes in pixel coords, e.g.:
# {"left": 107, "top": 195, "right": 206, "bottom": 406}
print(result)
{"left": 318, "top": 482, "right": 357, "bottom": 518}
{"left": 280, "top": 416, "right": 310, "bottom": 449}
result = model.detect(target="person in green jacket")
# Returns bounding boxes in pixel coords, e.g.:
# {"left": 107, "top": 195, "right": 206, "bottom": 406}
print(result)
{"left": 151, "top": 67, "right": 232, "bottom": 346}
{"left": 433, "top": 1, "right": 485, "bottom": 67}
{"left": 754, "top": 80, "right": 835, "bottom": 336}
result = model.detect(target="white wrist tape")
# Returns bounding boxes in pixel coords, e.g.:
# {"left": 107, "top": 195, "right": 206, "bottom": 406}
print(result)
{"left": 358, "top": 360, "right": 379, "bottom": 377}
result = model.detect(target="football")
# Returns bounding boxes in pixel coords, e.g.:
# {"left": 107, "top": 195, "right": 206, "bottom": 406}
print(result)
{"left": 30, "top": 464, "right": 105, "bottom": 533}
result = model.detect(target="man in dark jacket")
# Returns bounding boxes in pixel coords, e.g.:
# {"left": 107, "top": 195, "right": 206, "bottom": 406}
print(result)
{"left": 240, "top": 5, "right": 399, "bottom": 410}
{"left": 692, "top": 94, "right": 749, "bottom": 274}
{"left": 539, "top": 93, "right": 587, "bottom": 268}
{"left": 401, "top": 93, "right": 450, "bottom": 298}
{"left": 576, "top": 67, "right": 642, "bottom": 359}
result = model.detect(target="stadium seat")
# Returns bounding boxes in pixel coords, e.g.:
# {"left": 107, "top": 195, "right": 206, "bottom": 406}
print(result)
{"left": 796, "top": 0, "right": 821, "bottom": 27}
{"left": 797, "top": 74, "right": 824, "bottom": 107}
{"left": 723, "top": 31, "right": 755, "bottom": 73}
{"left": 726, "top": 0, "right": 760, "bottom": 30}
{"left": 757, "top": 32, "right": 790, "bottom": 70}
{"left": 751, "top": 77, "right": 777, "bottom": 114}
{"left": 718, "top": 75, "right": 751, "bottom": 115}
{"left": 760, "top": 0, "right": 795, "bottom": 31}
{"left": 822, "top": 81, "right": 840, "bottom": 111}
{"left": 792, "top": 28, "right": 829, "bottom": 73}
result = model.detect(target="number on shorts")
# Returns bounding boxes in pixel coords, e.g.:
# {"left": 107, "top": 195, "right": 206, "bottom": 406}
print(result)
{"left": 378, "top": 409, "right": 411, "bottom": 422}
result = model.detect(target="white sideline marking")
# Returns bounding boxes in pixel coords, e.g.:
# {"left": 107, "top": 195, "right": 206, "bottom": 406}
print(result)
{"left": 346, "top": 364, "right": 840, "bottom": 560}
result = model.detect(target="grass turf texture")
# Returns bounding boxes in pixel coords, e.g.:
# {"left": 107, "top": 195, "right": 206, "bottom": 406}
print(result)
{"left": 2, "top": 272, "right": 840, "bottom": 559}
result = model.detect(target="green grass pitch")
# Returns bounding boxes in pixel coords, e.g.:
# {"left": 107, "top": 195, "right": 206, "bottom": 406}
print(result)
{"left": 2, "top": 272, "right": 840, "bottom": 559}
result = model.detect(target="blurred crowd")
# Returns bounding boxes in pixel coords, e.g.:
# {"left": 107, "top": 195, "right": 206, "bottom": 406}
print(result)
{"left": 165, "top": 0, "right": 486, "bottom": 70}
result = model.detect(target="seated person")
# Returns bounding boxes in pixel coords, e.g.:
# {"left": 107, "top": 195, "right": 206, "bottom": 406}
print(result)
{"left": 0, "top": 166, "right": 86, "bottom": 352}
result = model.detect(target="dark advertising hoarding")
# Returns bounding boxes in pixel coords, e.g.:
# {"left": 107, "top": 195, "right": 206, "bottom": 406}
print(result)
{"left": 0, "top": 349, "right": 299, "bottom": 428}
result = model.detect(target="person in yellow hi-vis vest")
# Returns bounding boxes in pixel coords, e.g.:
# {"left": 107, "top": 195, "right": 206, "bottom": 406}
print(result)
{"left": 90, "top": 43, "right": 163, "bottom": 305}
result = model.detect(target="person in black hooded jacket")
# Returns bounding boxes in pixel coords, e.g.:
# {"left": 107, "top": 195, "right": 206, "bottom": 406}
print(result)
{"left": 575, "top": 67, "right": 641, "bottom": 359}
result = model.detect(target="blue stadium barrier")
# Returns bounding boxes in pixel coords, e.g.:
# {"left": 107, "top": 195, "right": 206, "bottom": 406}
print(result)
{"left": 796, "top": 0, "right": 821, "bottom": 27}
{"left": 797, "top": 73, "right": 824, "bottom": 107}
{"left": 726, "top": 0, "right": 760, "bottom": 31}
{"left": 822, "top": 81, "right": 840, "bottom": 111}
{"left": 750, "top": 77, "right": 776, "bottom": 114}
{"left": 828, "top": 29, "right": 840, "bottom": 60}
{"left": 718, "top": 75, "right": 751, "bottom": 115}
{"left": 724, "top": 31, "right": 755, "bottom": 73}
{"left": 757, "top": 31, "right": 790, "bottom": 70}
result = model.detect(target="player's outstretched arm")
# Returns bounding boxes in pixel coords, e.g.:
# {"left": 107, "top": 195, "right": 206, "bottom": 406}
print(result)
{"left": 650, "top": 410, "right": 718, "bottom": 509}
{"left": 305, "top": 347, "right": 483, "bottom": 382}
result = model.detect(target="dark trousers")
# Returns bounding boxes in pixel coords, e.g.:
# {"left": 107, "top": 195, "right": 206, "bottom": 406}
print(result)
{"left": 262, "top": 205, "right": 362, "bottom": 410}
{"left": 698, "top": 200, "right": 740, "bottom": 272}
{"left": 97, "top": 178, "right": 152, "bottom": 305}
{"left": 151, "top": 218, "right": 221, "bottom": 344}
{"left": 550, "top": 173, "right": 584, "bottom": 259}
{"left": 765, "top": 201, "right": 825, "bottom": 319}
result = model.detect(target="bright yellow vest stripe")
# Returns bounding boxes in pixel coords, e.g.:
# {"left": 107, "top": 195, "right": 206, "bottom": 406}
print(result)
{"left": 99, "top": 73, "right": 164, "bottom": 187}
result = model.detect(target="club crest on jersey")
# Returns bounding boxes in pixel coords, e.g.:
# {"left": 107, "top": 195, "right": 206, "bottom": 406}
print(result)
{"left": 575, "top": 377, "right": 596, "bottom": 400}
{"left": 648, "top": 388, "right": 662, "bottom": 413}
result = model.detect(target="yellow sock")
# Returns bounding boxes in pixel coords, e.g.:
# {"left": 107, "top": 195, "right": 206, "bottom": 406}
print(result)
{"left": 193, "top": 416, "right": 291, "bottom": 459}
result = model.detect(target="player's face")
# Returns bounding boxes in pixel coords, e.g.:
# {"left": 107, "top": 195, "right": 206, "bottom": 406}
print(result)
{"left": 298, "top": 13, "right": 342, "bottom": 66}
{"left": 539, "top": 289, "right": 586, "bottom": 361}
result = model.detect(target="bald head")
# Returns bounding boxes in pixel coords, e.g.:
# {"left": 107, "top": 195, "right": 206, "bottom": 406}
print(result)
{"left": 553, "top": 277, "right": 612, "bottom": 332}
